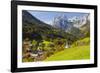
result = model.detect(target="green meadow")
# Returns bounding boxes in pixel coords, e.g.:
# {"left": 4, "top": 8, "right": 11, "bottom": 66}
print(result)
{"left": 45, "top": 45, "right": 90, "bottom": 61}
{"left": 45, "top": 37, "right": 90, "bottom": 61}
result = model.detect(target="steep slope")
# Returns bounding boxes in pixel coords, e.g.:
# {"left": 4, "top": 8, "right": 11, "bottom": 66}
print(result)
{"left": 23, "top": 10, "right": 52, "bottom": 26}
{"left": 53, "top": 15, "right": 73, "bottom": 32}
{"left": 22, "top": 10, "right": 71, "bottom": 40}
{"left": 80, "top": 20, "right": 90, "bottom": 37}
{"left": 52, "top": 15, "right": 85, "bottom": 40}
{"left": 22, "top": 10, "right": 55, "bottom": 39}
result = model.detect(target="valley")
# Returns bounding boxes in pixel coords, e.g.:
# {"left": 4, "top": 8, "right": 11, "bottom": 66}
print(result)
{"left": 22, "top": 10, "right": 90, "bottom": 62}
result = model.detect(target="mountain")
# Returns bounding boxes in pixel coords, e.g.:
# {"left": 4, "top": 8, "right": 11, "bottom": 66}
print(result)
{"left": 22, "top": 10, "right": 90, "bottom": 45}
{"left": 22, "top": 10, "right": 53, "bottom": 29}
{"left": 53, "top": 15, "right": 73, "bottom": 32}
{"left": 80, "top": 19, "right": 90, "bottom": 37}
{"left": 22, "top": 10, "right": 53, "bottom": 40}
{"left": 52, "top": 14, "right": 90, "bottom": 38}
{"left": 22, "top": 10, "right": 71, "bottom": 40}
{"left": 68, "top": 14, "right": 90, "bottom": 28}
{"left": 52, "top": 14, "right": 90, "bottom": 31}
{"left": 52, "top": 15, "right": 83, "bottom": 40}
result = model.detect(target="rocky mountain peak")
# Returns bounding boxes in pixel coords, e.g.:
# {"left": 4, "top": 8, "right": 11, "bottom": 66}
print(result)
{"left": 52, "top": 15, "right": 73, "bottom": 32}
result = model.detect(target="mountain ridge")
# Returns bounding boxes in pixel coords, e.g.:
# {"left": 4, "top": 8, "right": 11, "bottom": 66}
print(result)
{"left": 22, "top": 10, "right": 90, "bottom": 44}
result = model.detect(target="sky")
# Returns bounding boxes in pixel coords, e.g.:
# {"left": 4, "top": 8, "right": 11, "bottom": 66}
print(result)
{"left": 28, "top": 10, "right": 89, "bottom": 25}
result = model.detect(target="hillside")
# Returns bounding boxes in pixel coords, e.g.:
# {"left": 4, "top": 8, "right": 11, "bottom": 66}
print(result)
{"left": 22, "top": 10, "right": 81, "bottom": 45}
{"left": 22, "top": 10, "right": 70, "bottom": 39}
{"left": 45, "top": 37, "right": 90, "bottom": 61}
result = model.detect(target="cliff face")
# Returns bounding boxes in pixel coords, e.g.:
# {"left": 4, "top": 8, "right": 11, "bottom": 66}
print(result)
{"left": 53, "top": 15, "right": 73, "bottom": 32}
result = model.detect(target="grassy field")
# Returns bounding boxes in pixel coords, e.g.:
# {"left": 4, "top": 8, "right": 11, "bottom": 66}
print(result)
{"left": 45, "top": 37, "right": 90, "bottom": 61}
{"left": 45, "top": 45, "right": 90, "bottom": 61}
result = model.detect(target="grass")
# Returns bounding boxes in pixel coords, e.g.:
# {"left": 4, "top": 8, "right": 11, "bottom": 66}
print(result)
{"left": 42, "top": 40, "right": 53, "bottom": 47}
{"left": 72, "top": 37, "right": 90, "bottom": 47}
{"left": 45, "top": 45, "right": 90, "bottom": 61}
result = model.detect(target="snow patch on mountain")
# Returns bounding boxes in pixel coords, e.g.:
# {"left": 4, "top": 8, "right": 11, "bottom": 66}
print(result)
{"left": 52, "top": 15, "right": 73, "bottom": 32}
{"left": 52, "top": 14, "right": 90, "bottom": 32}
{"left": 68, "top": 14, "right": 90, "bottom": 28}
